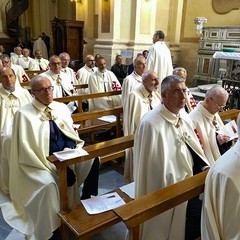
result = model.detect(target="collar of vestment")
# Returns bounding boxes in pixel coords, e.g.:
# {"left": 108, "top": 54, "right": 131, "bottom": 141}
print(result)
{"left": 196, "top": 101, "right": 217, "bottom": 122}
{"left": 97, "top": 69, "right": 106, "bottom": 79}
{"left": 159, "top": 103, "right": 186, "bottom": 126}
{"left": 139, "top": 84, "right": 152, "bottom": 98}
{"left": 61, "top": 68, "right": 68, "bottom": 73}
{"left": 32, "top": 98, "right": 55, "bottom": 112}
{"left": 132, "top": 71, "right": 142, "bottom": 83}
{"left": 0, "top": 86, "right": 22, "bottom": 99}
{"left": 84, "top": 65, "right": 95, "bottom": 72}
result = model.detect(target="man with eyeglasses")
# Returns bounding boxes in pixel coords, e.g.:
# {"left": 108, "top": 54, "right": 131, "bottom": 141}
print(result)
{"left": 189, "top": 85, "right": 231, "bottom": 166}
{"left": 1, "top": 75, "right": 99, "bottom": 240}
{"left": 40, "top": 55, "right": 76, "bottom": 112}
{"left": 133, "top": 75, "right": 209, "bottom": 240}
{"left": 0, "top": 67, "right": 32, "bottom": 194}
{"left": 0, "top": 54, "right": 30, "bottom": 83}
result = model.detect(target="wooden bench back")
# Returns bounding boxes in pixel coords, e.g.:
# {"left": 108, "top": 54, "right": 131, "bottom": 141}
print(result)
{"left": 54, "top": 90, "right": 122, "bottom": 112}
{"left": 25, "top": 70, "right": 46, "bottom": 79}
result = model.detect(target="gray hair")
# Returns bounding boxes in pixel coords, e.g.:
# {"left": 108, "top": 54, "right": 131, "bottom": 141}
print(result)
{"left": 205, "top": 85, "right": 229, "bottom": 99}
{"left": 161, "top": 75, "right": 185, "bottom": 93}
{"left": 133, "top": 54, "right": 145, "bottom": 66}
{"left": 173, "top": 67, "right": 187, "bottom": 75}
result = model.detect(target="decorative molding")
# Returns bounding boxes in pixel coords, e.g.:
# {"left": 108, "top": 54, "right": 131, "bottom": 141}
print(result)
{"left": 212, "top": 0, "right": 240, "bottom": 14}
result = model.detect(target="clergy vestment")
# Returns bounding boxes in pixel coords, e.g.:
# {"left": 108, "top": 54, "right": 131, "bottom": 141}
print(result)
{"left": 0, "top": 85, "right": 32, "bottom": 193}
{"left": 133, "top": 104, "right": 209, "bottom": 240}
{"left": 121, "top": 71, "right": 142, "bottom": 108}
{"left": 76, "top": 65, "right": 97, "bottom": 95}
{"left": 189, "top": 102, "right": 224, "bottom": 166}
{"left": 123, "top": 85, "right": 161, "bottom": 183}
{"left": 147, "top": 41, "right": 173, "bottom": 85}
{"left": 11, "top": 64, "right": 30, "bottom": 83}
{"left": 32, "top": 37, "right": 48, "bottom": 59}
{"left": 10, "top": 54, "right": 23, "bottom": 65}
{"left": 1, "top": 99, "right": 93, "bottom": 240}
{"left": 17, "top": 57, "right": 35, "bottom": 70}
{"left": 201, "top": 139, "right": 240, "bottom": 240}
{"left": 61, "top": 67, "right": 78, "bottom": 87}
{"left": 88, "top": 69, "right": 122, "bottom": 110}
{"left": 28, "top": 58, "right": 49, "bottom": 71}
{"left": 40, "top": 70, "right": 74, "bottom": 98}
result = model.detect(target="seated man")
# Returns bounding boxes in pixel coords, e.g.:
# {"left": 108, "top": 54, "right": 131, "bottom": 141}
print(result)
{"left": 173, "top": 67, "right": 197, "bottom": 112}
{"left": 189, "top": 85, "right": 231, "bottom": 166}
{"left": 29, "top": 49, "right": 49, "bottom": 70}
{"left": 16, "top": 48, "right": 35, "bottom": 70}
{"left": 1, "top": 75, "right": 99, "bottom": 240}
{"left": 133, "top": 75, "right": 209, "bottom": 240}
{"left": 201, "top": 114, "right": 240, "bottom": 239}
{"left": 123, "top": 70, "right": 161, "bottom": 183}
{"left": 88, "top": 56, "right": 122, "bottom": 111}
{"left": 0, "top": 67, "right": 32, "bottom": 194}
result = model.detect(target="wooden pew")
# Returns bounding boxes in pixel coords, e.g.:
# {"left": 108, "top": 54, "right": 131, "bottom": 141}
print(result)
{"left": 74, "top": 84, "right": 88, "bottom": 89}
{"left": 47, "top": 135, "right": 134, "bottom": 239}
{"left": 54, "top": 90, "right": 121, "bottom": 112}
{"left": 114, "top": 171, "right": 208, "bottom": 240}
{"left": 219, "top": 109, "right": 239, "bottom": 121}
{"left": 25, "top": 70, "right": 46, "bottom": 79}
{"left": 72, "top": 106, "right": 123, "bottom": 144}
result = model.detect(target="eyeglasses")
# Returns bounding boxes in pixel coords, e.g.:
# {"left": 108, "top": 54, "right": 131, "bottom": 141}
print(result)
{"left": 33, "top": 86, "right": 54, "bottom": 94}
{"left": 50, "top": 62, "right": 61, "bottom": 66}
{"left": 173, "top": 89, "right": 189, "bottom": 95}
{"left": 209, "top": 97, "right": 226, "bottom": 110}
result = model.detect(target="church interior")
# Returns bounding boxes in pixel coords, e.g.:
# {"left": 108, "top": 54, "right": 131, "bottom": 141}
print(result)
{"left": 0, "top": 0, "right": 240, "bottom": 239}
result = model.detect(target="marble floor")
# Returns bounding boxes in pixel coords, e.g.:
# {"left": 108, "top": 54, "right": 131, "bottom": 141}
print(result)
{"left": 0, "top": 164, "right": 127, "bottom": 240}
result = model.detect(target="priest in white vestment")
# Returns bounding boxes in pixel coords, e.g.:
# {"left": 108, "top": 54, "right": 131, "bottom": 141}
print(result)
{"left": 10, "top": 47, "right": 23, "bottom": 65}
{"left": 201, "top": 115, "right": 240, "bottom": 239}
{"left": 121, "top": 54, "right": 146, "bottom": 109}
{"left": 133, "top": 75, "right": 209, "bottom": 240}
{"left": 1, "top": 54, "right": 30, "bottom": 83}
{"left": 0, "top": 67, "right": 32, "bottom": 194}
{"left": 76, "top": 54, "right": 97, "bottom": 95}
{"left": 123, "top": 70, "right": 161, "bottom": 183}
{"left": 29, "top": 49, "right": 49, "bottom": 71}
{"left": 16, "top": 48, "right": 35, "bottom": 70}
{"left": 147, "top": 30, "right": 173, "bottom": 86}
{"left": 88, "top": 56, "right": 122, "bottom": 111}
{"left": 32, "top": 36, "right": 48, "bottom": 60}
{"left": 0, "top": 75, "right": 95, "bottom": 240}
{"left": 189, "top": 86, "right": 230, "bottom": 166}
{"left": 173, "top": 67, "right": 197, "bottom": 112}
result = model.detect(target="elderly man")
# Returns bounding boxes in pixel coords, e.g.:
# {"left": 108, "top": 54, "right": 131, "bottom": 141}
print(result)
{"left": 0, "top": 67, "right": 32, "bottom": 193}
{"left": 1, "top": 54, "right": 30, "bottom": 83}
{"left": 201, "top": 114, "right": 240, "bottom": 240}
{"left": 29, "top": 49, "right": 49, "bottom": 70}
{"left": 88, "top": 56, "right": 122, "bottom": 110}
{"left": 133, "top": 75, "right": 209, "bottom": 240}
{"left": 16, "top": 48, "right": 35, "bottom": 70}
{"left": 110, "top": 54, "right": 128, "bottom": 85}
{"left": 189, "top": 85, "right": 230, "bottom": 166}
{"left": 1, "top": 75, "right": 98, "bottom": 240}
{"left": 124, "top": 70, "right": 161, "bottom": 183}
{"left": 147, "top": 30, "right": 173, "bottom": 85}
{"left": 122, "top": 54, "right": 147, "bottom": 108}
{"left": 59, "top": 52, "right": 77, "bottom": 87}
{"left": 173, "top": 67, "right": 197, "bottom": 112}
{"left": 10, "top": 46, "right": 23, "bottom": 65}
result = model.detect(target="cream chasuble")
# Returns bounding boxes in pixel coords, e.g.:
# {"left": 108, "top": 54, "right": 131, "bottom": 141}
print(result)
{"left": 133, "top": 104, "right": 209, "bottom": 240}
{"left": 1, "top": 99, "right": 93, "bottom": 240}
{"left": 189, "top": 101, "right": 224, "bottom": 166}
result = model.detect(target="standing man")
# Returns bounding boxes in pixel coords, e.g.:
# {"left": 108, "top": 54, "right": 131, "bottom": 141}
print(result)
{"left": 88, "top": 56, "right": 122, "bottom": 111}
{"left": 0, "top": 67, "right": 32, "bottom": 194}
{"left": 123, "top": 70, "right": 161, "bottom": 183}
{"left": 1, "top": 75, "right": 98, "bottom": 240}
{"left": 189, "top": 85, "right": 230, "bottom": 166}
{"left": 41, "top": 32, "right": 51, "bottom": 58}
{"left": 122, "top": 54, "right": 147, "bottom": 108}
{"left": 110, "top": 54, "right": 128, "bottom": 85}
{"left": 133, "top": 75, "right": 209, "bottom": 240}
{"left": 147, "top": 30, "right": 173, "bottom": 86}
{"left": 201, "top": 114, "right": 240, "bottom": 240}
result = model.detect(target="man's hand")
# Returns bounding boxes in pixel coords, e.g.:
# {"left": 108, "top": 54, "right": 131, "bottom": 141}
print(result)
{"left": 217, "top": 134, "right": 230, "bottom": 145}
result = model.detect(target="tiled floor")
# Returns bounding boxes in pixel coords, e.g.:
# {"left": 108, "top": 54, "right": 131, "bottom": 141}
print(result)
{"left": 0, "top": 164, "right": 127, "bottom": 240}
